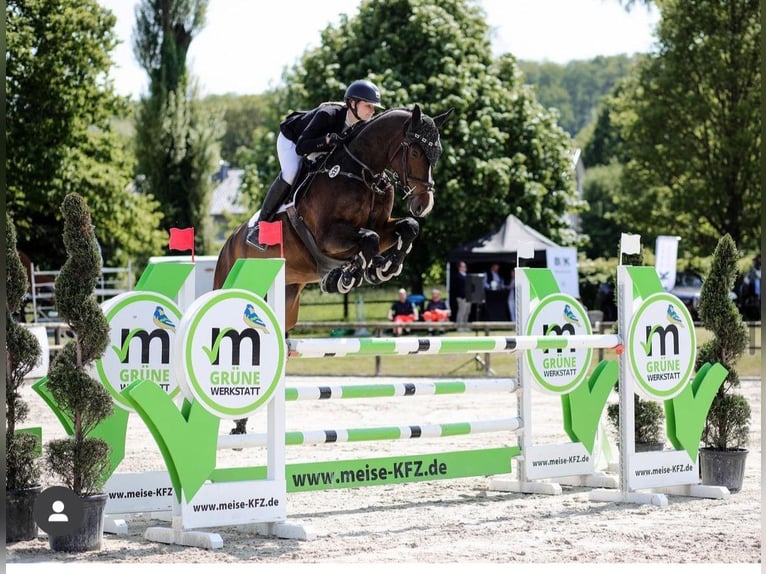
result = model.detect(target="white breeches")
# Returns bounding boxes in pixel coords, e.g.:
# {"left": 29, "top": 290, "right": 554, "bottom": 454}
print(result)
{"left": 277, "top": 132, "right": 302, "bottom": 185}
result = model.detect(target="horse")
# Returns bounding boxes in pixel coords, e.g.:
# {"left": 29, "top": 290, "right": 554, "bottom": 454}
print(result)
{"left": 213, "top": 104, "right": 452, "bottom": 331}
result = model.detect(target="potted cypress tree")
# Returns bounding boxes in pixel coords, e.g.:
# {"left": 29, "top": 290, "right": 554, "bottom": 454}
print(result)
{"left": 696, "top": 234, "right": 750, "bottom": 493}
{"left": 44, "top": 193, "right": 114, "bottom": 551}
{"left": 606, "top": 396, "right": 665, "bottom": 452}
{"left": 6, "top": 213, "right": 44, "bottom": 542}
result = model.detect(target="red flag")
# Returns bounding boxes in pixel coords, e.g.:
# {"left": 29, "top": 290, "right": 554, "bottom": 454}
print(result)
{"left": 168, "top": 227, "right": 195, "bottom": 261}
{"left": 258, "top": 221, "right": 284, "bottom": 258}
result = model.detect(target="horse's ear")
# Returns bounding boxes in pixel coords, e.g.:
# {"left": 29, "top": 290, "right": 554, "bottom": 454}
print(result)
{"left": 411, "top": 104, "right": 422, "bottom": 128}
{"left": 432, "top": 108, "right": 454, "bottom": 129}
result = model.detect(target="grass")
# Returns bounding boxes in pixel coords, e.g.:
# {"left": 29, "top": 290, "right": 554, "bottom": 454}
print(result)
{"left": 295, "top": 283, "right": 430, "bottom": 322}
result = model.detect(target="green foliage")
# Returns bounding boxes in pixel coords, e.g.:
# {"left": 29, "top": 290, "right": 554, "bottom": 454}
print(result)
{"left": 7, "top": 434, "right": 42, "bottom": 491}
{"left": 701, "top": 393, "right": 750, "bottom": 451}
{"left": 46, "top": 436, "right": 111, "bottom": 497}
{"left": 577, "top": 254, "right": 619, "bottom": 311}
{"left": 6, "top": 214, "right": 43, "bottom": 490}
{"left": 611, "top": 0, "right": 761, "bottom": 255}
{"left": 6, "top": 0, "right": 165, "bottom": 270}
{"left": 581, "top": 81, "right": 634, "bottom": 168}
{"left": 133, "top": 0, "right": 222, "bottom": 256}
{"left": 580, "top": 162, "right": 624, "bottom": 259}
{"left": 696, "top": 234, "right": 750, "bottom": 450}
{"left": 45, "top": 194, "right": 114, "bottom": 495}
{"left": 249, "top": 0, "right": 582, "bottom": 290}
{"left": 607, "top": 396, "right": 665, "bottom": 444}
{"left": 202, "top": 93, "right": 279, "bottom": 166}
{"left": 519, "top": 55, "right": 638, "bottom": 137}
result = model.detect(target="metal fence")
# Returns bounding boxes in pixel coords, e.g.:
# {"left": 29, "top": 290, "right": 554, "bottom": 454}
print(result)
{"left": 26, "top": 263, "right": 133, "bottom": 323}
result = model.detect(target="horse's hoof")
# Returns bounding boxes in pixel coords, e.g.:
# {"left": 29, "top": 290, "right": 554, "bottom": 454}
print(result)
{"left": 338, "top": 273, "right": 359, "bottom": 294}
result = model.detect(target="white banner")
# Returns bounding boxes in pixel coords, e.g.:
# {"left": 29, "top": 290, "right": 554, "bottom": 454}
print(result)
{"left": 545, "top": 247, "right": 579, "bottom": 298}
{"left": 655, "top": 235, "right": 681, "bottom": 291}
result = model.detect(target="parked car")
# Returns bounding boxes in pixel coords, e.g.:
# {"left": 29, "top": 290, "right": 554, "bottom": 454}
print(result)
{"left": 670, "top": 271, "right": 705, "bottom": 320}
{"left": 670, "top": 270, "right": 738, "bottom": 321}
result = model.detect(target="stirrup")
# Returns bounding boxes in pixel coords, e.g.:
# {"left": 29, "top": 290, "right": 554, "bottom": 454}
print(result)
{"left": 245, "top": 223, "right": 268, "bottom": 251}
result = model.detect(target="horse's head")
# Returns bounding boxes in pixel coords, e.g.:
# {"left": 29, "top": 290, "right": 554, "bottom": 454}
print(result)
{"left": 396, "top": 105, "right": 452, "bottom": 218}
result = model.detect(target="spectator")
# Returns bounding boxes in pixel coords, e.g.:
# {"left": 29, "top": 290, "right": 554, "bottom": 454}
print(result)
{"left": 453, "top": 260, "right": 471, "bottom": 331}
{"left": 388, "top": 288, "right": 418, "bottom": 335}
{"left": 423, "top": 288, "right": 451, "bottom": 322}
{"left": 485, "top": 262, "right": 505, "bottom": 291}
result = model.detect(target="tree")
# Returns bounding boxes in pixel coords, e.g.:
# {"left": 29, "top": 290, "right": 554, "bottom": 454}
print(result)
{"left": 519, "top": 55, "right": 637, "bottom": 138}
{"left": 613, "top": 0, "right": 760, "bottom": 254}
{"left": 6, "top": 0, "right": 166, "bottom": 269}
{"left": 202, "top": 94, "right": 277, "bottom": 167}
{"left": 245, "top": 0, "right": 581, "bottom": 289}
{"left": 133, "top": 0, "right": 222, "bottom": 255}
{"left": 46, "top": 194, "right": 113, "bottom": 496}
{"left": 580, "top": 162, "right": 624, "bottom": 259}
{"left": 696, "top": 234, "right": 750, "bottom": 451}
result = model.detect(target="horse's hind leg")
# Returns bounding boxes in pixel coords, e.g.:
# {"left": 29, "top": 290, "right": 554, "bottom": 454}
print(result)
{"left": 365, "top": 218, "right": 420, "bottom": 285}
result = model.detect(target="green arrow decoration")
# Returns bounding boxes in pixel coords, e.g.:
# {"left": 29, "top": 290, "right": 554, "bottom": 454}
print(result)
{"left": 33, "top": 377, "right": 130, "bottom": 477}
{"left": 222, "top": 258, "right": 285, "bottom": 295}
{"left": 123, "top": 379, "right": 220, "bottom": 502}
{"left": 665, "top": 362, "right": 727, "bottom": 461}
{"left": 134, "top": 262, "right": 194, "bottom": 299}
{"left": 561, "top": 360, "right": 619, "bottom": 453}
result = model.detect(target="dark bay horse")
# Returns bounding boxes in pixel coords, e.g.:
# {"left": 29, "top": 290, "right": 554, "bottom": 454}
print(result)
{"left": 214, "top": 104, "right": 452, "bottom": 330}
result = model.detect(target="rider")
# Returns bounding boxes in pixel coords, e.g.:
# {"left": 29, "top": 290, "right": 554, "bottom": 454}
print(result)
{"left": 246, "top": 79, "right": 384, "bottom": 249}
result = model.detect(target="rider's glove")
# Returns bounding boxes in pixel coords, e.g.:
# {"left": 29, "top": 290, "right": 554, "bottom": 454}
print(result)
{"left": 327, "top": 132, "right": 345, "bottom": 146}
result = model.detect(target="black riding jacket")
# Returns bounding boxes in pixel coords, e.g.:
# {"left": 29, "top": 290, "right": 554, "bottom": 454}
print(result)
{"left": 280, "top": 103, "right": 348, "bottom": 156}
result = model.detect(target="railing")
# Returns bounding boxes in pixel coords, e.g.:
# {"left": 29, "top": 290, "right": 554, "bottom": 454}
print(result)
{"left": 26, "top": 263, "right": 133, "bottom": 323}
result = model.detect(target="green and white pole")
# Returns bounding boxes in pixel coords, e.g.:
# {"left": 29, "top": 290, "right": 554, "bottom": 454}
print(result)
{"left": 218, "top": 417, "right": 523, "bottom": 449}
{"left": 287, "top": 333, "right": 621, "bottom": 358}
{"left": 284, "top": 378, "right": 519, "bottom": 401}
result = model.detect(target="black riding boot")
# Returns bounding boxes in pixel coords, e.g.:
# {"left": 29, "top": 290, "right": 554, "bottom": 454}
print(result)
{"left": 246, "top": 175, "right": 292, "bottom": 249}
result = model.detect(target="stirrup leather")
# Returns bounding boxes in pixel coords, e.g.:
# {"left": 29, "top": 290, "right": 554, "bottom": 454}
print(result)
{"left": 245, "top": 223, "right": 268, "bottom": 251}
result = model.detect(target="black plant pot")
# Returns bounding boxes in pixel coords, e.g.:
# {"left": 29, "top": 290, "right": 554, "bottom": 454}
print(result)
{"left": 635, "top": 441, "right": 664, "bottom": 453}
{"left": 6, "top": 485, "right": 43, "bottom": 542}
{"left": 48, "top": 493, "right": 107, "bottom": 552}
{"left": 699, "top": 448, "right": 748, "bottom": 493}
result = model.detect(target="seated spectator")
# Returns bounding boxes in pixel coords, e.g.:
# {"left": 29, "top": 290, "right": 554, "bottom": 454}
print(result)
{"left": 388, "top": 288, "right": 418, "bottom": 335}
{"left": 423, "top": 288, "right": 451, "bottom": 322}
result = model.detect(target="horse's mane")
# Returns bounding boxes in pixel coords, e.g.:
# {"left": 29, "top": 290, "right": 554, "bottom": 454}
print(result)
{"left": 346, "top": 107, "right": 444, "bottom": 166}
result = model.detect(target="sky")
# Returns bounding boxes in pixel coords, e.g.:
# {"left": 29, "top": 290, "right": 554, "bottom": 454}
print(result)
{"left": 99, "top": 0, "right": 660, "bottom": 99}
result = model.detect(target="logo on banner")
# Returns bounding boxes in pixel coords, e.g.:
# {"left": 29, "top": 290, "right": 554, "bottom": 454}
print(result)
{"left": 525, "top": 294, "right": 592, "bottom": 394}
{"left": 95, "top": 292, "right": 183, "bottom": 411}
{"left": 628, "top": 292, "right": 696, "bottom": 400}
{"left": 176, "top": 289, "right": 284, "bottom": 419}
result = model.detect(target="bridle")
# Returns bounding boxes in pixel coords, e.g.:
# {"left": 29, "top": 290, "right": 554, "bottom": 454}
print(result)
{"left": 386, "top": 131, "right": 434, "bottom": 203}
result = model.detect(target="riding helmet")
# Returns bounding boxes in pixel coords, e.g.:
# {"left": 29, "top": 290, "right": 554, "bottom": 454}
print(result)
{"left": 344, "top": 80, "right": 384, "bottom": 108}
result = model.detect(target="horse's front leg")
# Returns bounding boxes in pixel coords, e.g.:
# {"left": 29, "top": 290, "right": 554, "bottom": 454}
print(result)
{"left": 365, "top": 217, "right": 420, "bottom": 285}
{"left": 320, "top": 226, "right": 380, "bottom": 294}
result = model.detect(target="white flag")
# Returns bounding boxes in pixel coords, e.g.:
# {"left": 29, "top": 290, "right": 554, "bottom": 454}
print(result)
{"left": 620, "top": 233, "right": 641, "bottom": 256}
{"left": 517, "top": 241, "right": 534, "bottom": 261}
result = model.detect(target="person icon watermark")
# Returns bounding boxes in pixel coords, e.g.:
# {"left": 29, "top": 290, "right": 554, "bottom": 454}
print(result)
{"left": 33, "top": 486, "right": 84, "bottom": 537}
{"left": 48, "top": 499, "right": 69, "bottom": 522}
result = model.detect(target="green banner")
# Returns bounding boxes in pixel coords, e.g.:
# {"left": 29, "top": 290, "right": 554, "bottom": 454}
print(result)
{"left": 209, "top": 447, "right": 520, "bottom": 492}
